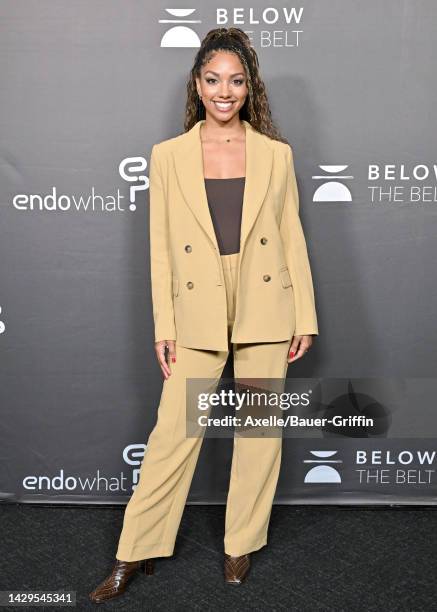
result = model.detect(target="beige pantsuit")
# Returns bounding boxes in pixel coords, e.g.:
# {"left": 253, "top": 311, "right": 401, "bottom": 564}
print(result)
{"left": 115, "top": 117, "right": 319, "bottom": 561}
{"left": 116, "top": 251, "right": 291, "bottom": 561}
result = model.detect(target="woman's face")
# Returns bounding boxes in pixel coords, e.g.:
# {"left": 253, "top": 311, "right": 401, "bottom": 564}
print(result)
{"left": 196, "top": 50, "right": 248, "bottom": 123}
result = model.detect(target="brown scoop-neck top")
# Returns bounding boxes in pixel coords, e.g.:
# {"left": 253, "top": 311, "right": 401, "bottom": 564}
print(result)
{"left": 204, "top": 177, "right": 245, "bottom": 255}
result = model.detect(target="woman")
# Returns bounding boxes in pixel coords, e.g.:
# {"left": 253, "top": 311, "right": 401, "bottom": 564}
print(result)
{"left": 89, "top": 27, "right": 318, "bottom": 603}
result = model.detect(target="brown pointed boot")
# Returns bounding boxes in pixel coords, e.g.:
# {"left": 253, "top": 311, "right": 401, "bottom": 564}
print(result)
{"left": 224, "top": 553, "right": 251, "bottom": 584}
{"left": 89, "top": 558, "right": 154, "bottom": 603}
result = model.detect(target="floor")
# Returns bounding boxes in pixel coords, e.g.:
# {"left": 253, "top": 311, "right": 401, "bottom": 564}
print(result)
{"left": 1, "top": 503, "right": 436, "bottom": 611}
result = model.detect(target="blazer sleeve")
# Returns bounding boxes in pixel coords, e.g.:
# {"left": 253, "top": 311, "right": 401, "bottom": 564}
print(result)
{"left": 148, "top": 144, "right": 176, "bottom": 343}
{"left": 279, "top": 144, "right": 319, "bottom": 336}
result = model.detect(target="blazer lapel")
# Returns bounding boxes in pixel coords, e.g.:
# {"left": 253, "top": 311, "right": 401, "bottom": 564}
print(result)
{"left": 173, "top": 118, "right": 273, "bottom": 257}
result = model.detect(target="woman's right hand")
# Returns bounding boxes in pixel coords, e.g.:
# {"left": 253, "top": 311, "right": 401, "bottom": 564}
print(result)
{"left": 155, "top": 340, "right": 176, "bottom": 379}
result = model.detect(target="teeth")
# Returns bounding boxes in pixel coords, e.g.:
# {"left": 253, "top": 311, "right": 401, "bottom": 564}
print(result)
{"left": 215, "top": 102, "right": 233, "bottom": 109}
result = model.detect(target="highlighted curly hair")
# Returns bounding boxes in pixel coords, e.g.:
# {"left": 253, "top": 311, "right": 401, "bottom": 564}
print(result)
{"left": 183, "top": 27, "right": 289, "bottom": 144}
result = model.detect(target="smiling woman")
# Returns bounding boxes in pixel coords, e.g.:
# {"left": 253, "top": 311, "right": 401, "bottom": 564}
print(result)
{"left": 89, "top": 26, "right": 319, "bottom": 603}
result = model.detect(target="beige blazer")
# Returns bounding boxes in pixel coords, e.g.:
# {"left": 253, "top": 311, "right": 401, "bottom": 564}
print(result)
{"left": 148, "top": 118, "right": 319, "bottom": 351}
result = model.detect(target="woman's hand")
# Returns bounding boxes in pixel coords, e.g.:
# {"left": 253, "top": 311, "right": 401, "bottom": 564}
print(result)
{"left": 155, "top": 340, "right": 177, "bottom": 379}
{"left": 287, "top": 335, "right": 314, "bottom": 363}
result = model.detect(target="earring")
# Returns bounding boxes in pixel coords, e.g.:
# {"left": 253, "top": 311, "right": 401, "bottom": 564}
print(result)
{"left": 197, "top": 93, "right": 203, "bottom": 119}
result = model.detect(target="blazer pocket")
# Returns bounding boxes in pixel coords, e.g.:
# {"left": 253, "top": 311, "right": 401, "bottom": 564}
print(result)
{"left": 172, "top": 278, "right": 179, "bottom": 297}
{"left": 279, "top": 266, "right": 293, "bottom": 289}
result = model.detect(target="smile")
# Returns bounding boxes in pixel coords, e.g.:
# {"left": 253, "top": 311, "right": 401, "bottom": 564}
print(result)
{"left": 213, "top": 101, "right": 235, "bottom": 112}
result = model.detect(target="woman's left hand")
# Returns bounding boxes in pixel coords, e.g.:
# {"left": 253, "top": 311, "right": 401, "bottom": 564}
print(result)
{"left": 287, "top": 335, "right": 314, "bottom": 363}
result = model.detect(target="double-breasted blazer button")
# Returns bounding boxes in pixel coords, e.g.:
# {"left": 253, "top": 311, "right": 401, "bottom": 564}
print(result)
{"left": 184, "top": 244, "right": 192, "bottom": 253}
{"left": 263, "top": 274, "right": 271, "bottom": 282}
{"left": 260, "top": 237, "right": 268, "bottom": 245}
{"left": 186, "top": 281, "right": 194, "bottom": 289}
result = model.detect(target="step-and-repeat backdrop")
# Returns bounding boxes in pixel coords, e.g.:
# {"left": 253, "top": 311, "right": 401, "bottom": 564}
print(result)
{"left": 1, "top": 1, "right": 437, "bottom": 505}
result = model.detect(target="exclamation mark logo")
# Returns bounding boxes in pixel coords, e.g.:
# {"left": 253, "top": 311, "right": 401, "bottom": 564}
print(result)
{"left": 0, "top": 305, "right": 5, "bottom": 334}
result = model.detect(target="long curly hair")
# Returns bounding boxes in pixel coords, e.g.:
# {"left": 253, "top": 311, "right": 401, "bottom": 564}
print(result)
{"left": 183, "top": 27, "right": 289, "bottom": 144}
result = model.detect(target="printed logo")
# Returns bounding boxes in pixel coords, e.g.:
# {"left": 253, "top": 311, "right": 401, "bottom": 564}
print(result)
{"left": 312, "top": 165, "right": 354, "bottom": 202}
{"left": 303, "top": 450, "right": 343, "bottom": 483}
{"left": 22, "top": 444, "right": 148, "bottom": 493}
{"left": 123, "top": 443, "right": 147, "bottom": 489}
{"left": 119, "top": 157, "right": 149, "bottom": 210}
{"left": 12, "top": 156, "right": 149, "bottom": 213}
{"left": 159, "top": 9, "right": 201, "bottom": 47}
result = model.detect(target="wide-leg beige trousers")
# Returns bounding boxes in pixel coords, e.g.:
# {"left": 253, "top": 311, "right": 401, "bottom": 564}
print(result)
{"left": 116, "top": 251, "right": 291, "bottom": 560}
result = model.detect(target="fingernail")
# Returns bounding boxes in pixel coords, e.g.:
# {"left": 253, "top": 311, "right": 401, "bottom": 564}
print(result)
{"left": 172, "top": 357, "right": 176, "bottom": 363}
{"left": 289, "top": 351, "right": 295, "bottom": 357}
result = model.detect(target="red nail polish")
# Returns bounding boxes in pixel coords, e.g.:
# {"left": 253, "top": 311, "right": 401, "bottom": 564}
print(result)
{"left": 172, "top": 357, "right": 176, "bottom": 363}
{"left": 289, "top": 351, "right": 295, "bottom": 358}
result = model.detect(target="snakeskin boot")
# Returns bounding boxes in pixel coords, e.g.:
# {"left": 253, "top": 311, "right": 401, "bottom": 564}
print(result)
{"left": 89, "top": 558, "right": 154, "bottom": 603}
{"left": 224, "top": 553, "right": 251, "bottom": 584}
